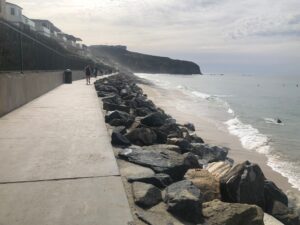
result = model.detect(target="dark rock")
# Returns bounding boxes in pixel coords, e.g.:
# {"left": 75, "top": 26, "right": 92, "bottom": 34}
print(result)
{"left": 159, "top": 123, "right": 183, "bottom": 139}
{"left": 111, "top": 131, "right": 131, "bottom": 147}
{"left": 184, "top": 123, "right": 195, "bottom": 131}
{"left": 135, "top": 107, "right": 153, "bottom": 117}
{"left": 184, "top": 169, "right": 220, "bottom": 202}
{"left": 95, "top": 84, "right": 118, "bottom": 93}
{"left": 132, "top": 182, "right": 162, "bottom": 208}
{"left": 97, "top": 91, "right": 112, "bottom": 97}
{"left": 127, "top": 173, "right": 173, "bottom": 189}
{"left": 270, "top": 201, "right": 299, "bottom": 225}
{"left": 105, "top": 110, "right": 134, "bottom": 128}
{"left": 164, "top": 180, "right": 203, "bottom": 223}
{"left": 220, "top": 161, "right": 266, "bottom": 209}
{"left": 187, "top": 133, "right": 204, "bottom": 144}
{"left": 167, "top": 138, "right": 192, "bottom": 153}
{"left": 101, "top": 94, "right": 122, "bottom": 105}
{"left": 103, "top": 102, "right": 130, "bottom": 113}
{"left": 190, "top": 143, "right": 228, "bottom": 163}
{"left": 142, "top": 144, "right": 181, "bottom": 154}
{"left": 141, "top": 112, "right": 168, "bottom": 127}
{"left": 125, "top": 128, "right": 157, "bottom": 146}
{"left": 113, "top": 126, "right": 127, "bottom": 135}
{"left": 118, "top": 147, "right": 191, "bottom": 181}
{"left": 264, "top": 180, "right": 288, "bottom": 214}
{"left": 183, "top": 152, "right": 201, "bottom": 169}
{"left": 202, "top": 200, "right": 264, "bottom": 225}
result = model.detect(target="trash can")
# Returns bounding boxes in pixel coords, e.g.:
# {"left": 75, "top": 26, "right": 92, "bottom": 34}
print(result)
{"left": 64, "top": 69, "right": 72, "bottom": 84}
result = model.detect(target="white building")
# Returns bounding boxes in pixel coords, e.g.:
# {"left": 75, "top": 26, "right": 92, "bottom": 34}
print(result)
{"left": 32, "top": 19, "right": 60, "bottom": 38}
{"left": 22, "top": 15, "right": 35, "bottom": 30}
{"left": 5, "top": 1, "right": 23, "bottom": 26}
{"left": 0, "top": 0, "right": 6, "bottom": 19}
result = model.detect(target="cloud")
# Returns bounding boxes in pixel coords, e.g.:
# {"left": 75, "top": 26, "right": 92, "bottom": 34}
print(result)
{"left": 8, "top": 0, "right": 300, "bottom": 74}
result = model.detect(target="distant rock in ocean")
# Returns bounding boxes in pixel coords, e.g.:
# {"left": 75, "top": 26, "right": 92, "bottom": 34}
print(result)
{"left": 90, "top": 45, "right": 202, "bottom": 75}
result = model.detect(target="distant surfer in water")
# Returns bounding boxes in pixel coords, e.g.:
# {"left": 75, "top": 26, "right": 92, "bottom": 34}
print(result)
{"left": 276, "top": 118, "right": 282, "bottom": 124}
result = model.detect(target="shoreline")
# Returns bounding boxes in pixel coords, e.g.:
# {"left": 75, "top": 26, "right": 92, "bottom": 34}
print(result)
{"left": 139, "top": 83, "right": 300, "bottom": 196}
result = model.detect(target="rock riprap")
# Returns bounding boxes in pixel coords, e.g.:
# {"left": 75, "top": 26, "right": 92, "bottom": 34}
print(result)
{"left": 132, "top": 182, "right": 162, "bottom": 208}
{"left": 164, "top": 180, "right": 203, "bottom": 223}
{"left": 202, "top": 200, "right": 264, "bottom": 225}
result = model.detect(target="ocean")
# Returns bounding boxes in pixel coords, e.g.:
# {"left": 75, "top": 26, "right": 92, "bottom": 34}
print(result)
{"left": 135, "top": 73, "right": 300, "bottom": 191}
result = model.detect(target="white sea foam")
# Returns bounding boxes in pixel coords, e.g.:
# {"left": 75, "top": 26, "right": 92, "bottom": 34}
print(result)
{"left": 225, "top": 117, "right": 271, "bottom": 154}
{"left": 228, "top": 108, "right": 234, "bottom": 114}
{"left": 225, "top": 117, "right": 300, "bottom": 191}
{"left": 264, "top": 117, "right": 284, "bottom": 125}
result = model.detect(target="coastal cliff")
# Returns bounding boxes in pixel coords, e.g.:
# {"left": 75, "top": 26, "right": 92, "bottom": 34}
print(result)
{"left": 90, "top": 45, "right": 202, "bottom": 75}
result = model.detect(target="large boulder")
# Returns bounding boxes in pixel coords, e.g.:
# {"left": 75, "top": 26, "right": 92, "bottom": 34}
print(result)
{"left": 205, "top": 161, "right": 232, "bottom": 179}
{"left": 111, "top": 131, "right": 131, "bottom": 147}
{"left": 264, "top": 180, "right": 288, "bottom": 213}
{"left": 190, "top": 143, "right": 229, "bottom": 163}
{"left": 184, "top": 122, "right": 195, "bottom": 131}
{"left": 202, "top": 200, "right": 264, "bottom": 225}
{"left": 158, "top": 123, "right": 183, "bottom": 139}
{"left": 220, "top": 161, "right": 266, "bottom": 209}
{"left": 125, "top": 128, "right": 157, "bottom": 146}
{"left": 141, "top": 144, "right": 181, "bottom": 154}
{"left": 167, "top": 138, "right": 192, "bottom": 153}
{"left": 270, "top": 201, "right": 299, "bottom": 225}
{"left": 141, "top": 112, "right": 168, "bottom": 127}
{"left": 132, "top": 182, "right": 162, "bottom": 209}
{"left": 184, "top": 169, "right": 221, "bottom": 202}
{"left": 134, "top": 107, "right": 154, "bottom": 117}
{"left": 164, "top": 180, "right": 203, "bottom": 223}
{"left": 105, "top": 110, "right": 134, "bottom": 128}
{"left": 127, "top": 173, "right": 173, "bottom": 189}
{"left": 95, "top": 84, "right": 118, "bottom": 93}
{"left": 118, "top": 147, "right": 192, "bottom": 181}
{"left": 101, "top": 94, "right": 122, "bottom": 105}
{"left": 103, "top": 102, "right": 130, "bottom": 113}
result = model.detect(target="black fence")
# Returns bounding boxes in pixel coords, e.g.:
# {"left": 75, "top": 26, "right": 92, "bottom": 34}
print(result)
{"left": 0, "top": 19, "right": 113, "bottom": 73}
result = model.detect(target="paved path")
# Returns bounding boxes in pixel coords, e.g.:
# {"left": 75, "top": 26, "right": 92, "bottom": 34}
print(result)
{"left": 0, "top": 79, "right": 133, "bottom": 225}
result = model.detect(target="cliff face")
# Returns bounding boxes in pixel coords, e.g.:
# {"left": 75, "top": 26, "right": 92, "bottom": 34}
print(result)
{"left": 90, "top": 45, "right": 202, "bottom": 75}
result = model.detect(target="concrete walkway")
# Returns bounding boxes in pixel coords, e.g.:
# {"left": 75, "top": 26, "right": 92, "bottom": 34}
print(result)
{"left": 0, "top": 79, "right": 133, "bottom": 225}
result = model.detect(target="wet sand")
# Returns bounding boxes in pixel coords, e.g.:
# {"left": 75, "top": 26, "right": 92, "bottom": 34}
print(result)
{"left": 140, "top": 83, "right": 300, "bottom": 196}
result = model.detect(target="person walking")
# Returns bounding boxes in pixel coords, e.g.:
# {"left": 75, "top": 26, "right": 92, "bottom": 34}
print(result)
{"left": 93, "top": 66, "right": 98, "bottom": 78}
{"left": 85, "top": 65, "right": 91, "bottom": 85}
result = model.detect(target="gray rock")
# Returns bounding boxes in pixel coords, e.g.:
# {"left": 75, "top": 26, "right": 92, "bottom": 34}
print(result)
{"left": 127, "top": 173, "right": 173, "bottom": 189}
{"left": 141, "top": 112, "right": 168, "bottom": 127}
{"left": 111, "top": 131, "right": 131, "bottom": 147}
{"left": 142, "top": 144, "right": 181, "bottom": 154}
{"left": 125, "top": 128, "right": 157, "bottom": 146}
{"left": 118, "top": 147, "right": 191, "bottom": 181}
{"left": 103, "top": 102, "right": 130, "bottom": 113}
{"left": 264, "top": 180, "right": 288, "bottom": 213}
{"left": 132, "top": 182, "right": 162, "bottom": 208}
{"left": 95, "top": 84, "right": 118, "bottom": 93}
{"left": 105, "top": 110, "right": 134, "bottom": 128}
{"left": 184, "top": 123, "right": 195, "bottom": 131}
{"left": 202, "top": 200, "right": 264, "bottom": 225}
{"left": 190, "top": 143, "right": 229, "bottom": 163}
{"left": 113, "top": 126, "right": 127, "bottom": 135}
{"left": 270, "top": 201, "right": 299, "bottom": 225}
{"left": 167, "top": 138, "right": 192, "bottom": 153}
{"left": 220, "top": 161, "right": 266, "bottom": 209}
{"left": 101, "top": 94, "right": 122, "bottom": 105}
{"left": 164, "top": 180, "right": 203, "bottom": 223}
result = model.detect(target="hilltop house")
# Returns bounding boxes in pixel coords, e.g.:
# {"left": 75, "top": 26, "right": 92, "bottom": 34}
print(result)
{"left": 0, "top": 0, "right": 6, "bottom": 19}
{"left": 22, "top": 15, "right": 35, "bottom": 31}
{"left": 4, "top": 1, "right": 23, "bottom": 26}
{"left": 32, "top": 19, "right": 61, "bottom": 38}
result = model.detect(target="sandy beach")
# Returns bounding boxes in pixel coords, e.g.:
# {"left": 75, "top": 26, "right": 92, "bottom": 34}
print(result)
{"left": 140, "top": 83, "right": 300, "bottom": 196}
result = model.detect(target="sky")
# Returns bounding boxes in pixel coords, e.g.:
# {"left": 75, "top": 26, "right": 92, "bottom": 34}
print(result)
{"left": 11, "top": 0, "right": 300, "bottom": 75}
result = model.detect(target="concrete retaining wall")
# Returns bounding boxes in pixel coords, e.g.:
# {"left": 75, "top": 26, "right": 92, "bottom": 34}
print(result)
{"left": 0, "top": 70, "right": 85, "bottom": 117}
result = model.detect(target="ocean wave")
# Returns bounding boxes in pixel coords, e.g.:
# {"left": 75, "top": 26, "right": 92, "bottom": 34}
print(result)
{"left": 225, "top": 117, "right": 271, "bottom": 154}
{"left": 264, "top": 117, "right": 284, "bottom": 125}
{"left": 225, "top": 117, "right": 300, "bottom": 191}
{"left": 267, "top": 154, "right": 300, "bottom": 190}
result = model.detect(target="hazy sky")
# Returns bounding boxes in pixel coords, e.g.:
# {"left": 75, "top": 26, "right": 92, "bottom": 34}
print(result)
{"left": 11, "top": 0, "right": 300, "bottom": 75}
